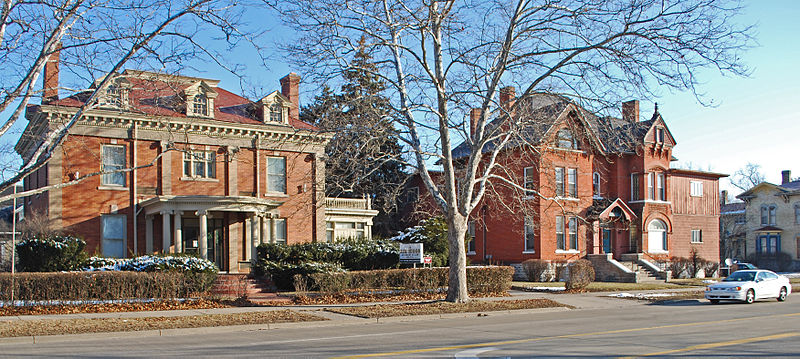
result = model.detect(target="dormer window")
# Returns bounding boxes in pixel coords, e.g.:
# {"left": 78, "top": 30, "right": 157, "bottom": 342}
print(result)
{"left": 269, "top": 102, "right": 283, "bottom": 123}
{"left": 557, "top": 128, "right": 577, "bottom": 149}
{"left": 96, "top": 79, "right": 130, "bottom": 109}
{"left": 258, "top": 91, "right": 289, "bottom": 124}
{"left": 656, "top": 127, "right": 665, "bottom": 143}
{"left": 184, "top": 81, "right": 217, "bottom": 118}
{"left": 193, "top": 94, "right": 208, "bottom": 116}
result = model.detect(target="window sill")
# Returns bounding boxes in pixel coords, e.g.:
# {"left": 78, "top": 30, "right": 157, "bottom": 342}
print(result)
{"left": 555, "top": 197, "right": 579, "bottom": 202}
{"left": 98, "top": 185, "right": 128, "bottom": 191}
{"left": 555, "top": 250, "right": 579, "bottom": 254}
{"left": 264, "top": 192, "right": 289, "bottom": 198}
{"left": 649, "top": 250, "right": 669, "bottom": 254}
{"left": 466, "top": 251, "right": 476, "bottom": 255}
{"left": 180, "top": 177, "right": 219, "bottom": 182}
{"left": 522, "top": 250, "right": 536, "bottom": 254}
{"left": 523, "top": 195, "right": 538, "bottom": 200}
{"left": 690, "top": 241, "right": 703, "bottom": 244}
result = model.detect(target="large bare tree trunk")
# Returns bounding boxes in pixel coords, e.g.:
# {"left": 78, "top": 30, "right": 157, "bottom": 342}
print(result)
{"left": 446, "top": 213, "right": 469, "bottom": 303}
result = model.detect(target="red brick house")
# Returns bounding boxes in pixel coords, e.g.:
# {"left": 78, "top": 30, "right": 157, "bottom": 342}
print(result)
{"left": 16, "top": 55, "right": 378, "bottom": 272}
{"left": 403, "top": 92, "right": 725, "bottom": 279}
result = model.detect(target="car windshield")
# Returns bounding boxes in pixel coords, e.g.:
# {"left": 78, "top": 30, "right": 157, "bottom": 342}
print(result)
{"left": 723, "top": 271, "right": 756, "bottom": 282}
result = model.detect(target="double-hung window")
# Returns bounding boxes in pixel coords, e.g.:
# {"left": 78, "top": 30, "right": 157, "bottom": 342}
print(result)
{"left": 267, "top": 157, "right": 287, "bottom": 193}
{"left": 524, "top": 216, "right": 535, "bottom": 252}
{"left": 567, "top": 168, "right": 577, "bottom": 198}
{"left": 647, "top": 172, "right": 655, "bottom": 200}
{"left": 275, "top": 218, "right": 287, "bottom": 244}
{"left": 523, "top": 167, "right": 535, "bottom": 195}
{"left": 556, "top": 216, "right": 565, "bottom": 250}
{"left": 467, "top": 221, "right": 476, "bottom": 253}
{"left": 102, "top": 145, "right": 126, "bottom": 186}
{"left": 690, "top": 181, "right": 703, "bottom": 197}
{"left": 657, "top": 173, "right": 665, "bottom": 201}
{"left": 183, "top": 151, "right": 215, "bottom": 178}
{"left": 269, "top": 102, "right": 283, "bottom": 123}
{"left": 631, "top": 174, "right": 640, "bottom": 200}
{"left": 193, "top": 93, "right": 208, "bottom": 116}
{"left": 769, "top": 205, "right": 777, "bottom": 225}
{"left": 691, "top": 229, "right": 702, "bottom": 243}
{"left": 568, "top": 217, "right": 578, "bottom": 250}
{"left": 795, "top": 204, "right": 800, "bottom": 224}
{"left": 555, "top": 167, "right": 565, "bottom": 197}
{"left": 592, "top": 172, "right": 600, "bottom": 196}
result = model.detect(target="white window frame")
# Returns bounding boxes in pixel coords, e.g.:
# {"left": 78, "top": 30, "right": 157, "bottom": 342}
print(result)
{"left": 467, "top": 221, "right": 476, "bottom": 254}
{"left": 567, "top": 168, "right": 577, "bottom": 198}
{"left": 556, "top": 215, "right": 565, "bottom": 251}
{"left": 656, "top": 128, "right": 665, "bottom": 143}
{"left": 657, "top": 173, "right": 665, "bottom": 201}
{"left": 524, "top": 216, "right": 535, "bottom": 253}
{"left": 325, "top": 222, "right": 334, "bottom": 242}
{"left": 761, "top": 205, "right": 769, "bottom": 225}
{"left": 267, "top": 156, "right": 287, "bottom": 193}
{"left": 101, "top": 214, "right": 126, "bottom": 258}
{"left": 555, "top": 167, "right": 565, "bottom": 197}
{"left": 101, "top": 145, "right": 126, "bottom": 186}
{"left": 557, "top": 128, "right": 576, "bottom": 149}
{"left": 269, "top": 102, "right": 283, "bottom": 123}
{"left": 691, "top": 229, "right": 702, "bottom": 243}
{"left": 568, "top": 216, "right": 578, "bottom": 250}
{"left": 183, "top": 151, "right": 216, "bottom": 179}
{"left": 690, "top": 181, "right": 703, "bottom": 197}
{"left": 523, "top": 167, "right": 535, "bottom": 194}
{"left": 647, "top": 172, "right": 655, "bottom": 200}
{"left": 795, "top": 204, "right": 800, "bottom": 225}
{"left": 275, "top": 218, "right": 287, "bottom": 244}
{"left": 769, "top": 205, "right": 777, "bottom": 225}
{"left": 193, "top": 93, "right": 208, "bottom": 116}
{"left": 592, "top": 172, "right": 600, "bottom": 196}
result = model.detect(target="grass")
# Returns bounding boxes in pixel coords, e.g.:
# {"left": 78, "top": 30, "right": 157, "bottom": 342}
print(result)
{"left": 325, "top": 298, "right": 569, "bottom": 318}
{"left": 0, "top": 310, "right": 326, "bottom": 338}
{"left": 512, "top": 281, "right": 702, "bottom": 292}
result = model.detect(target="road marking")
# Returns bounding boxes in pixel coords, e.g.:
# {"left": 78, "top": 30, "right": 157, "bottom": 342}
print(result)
{"left": 454, "top": 347, "right": 497, "bottom": 358}
{"left": 331, "top": 312, "right": 800, "bottom": 358}
{"left": 619, "top": 332, "right": 800, "bottom": 358}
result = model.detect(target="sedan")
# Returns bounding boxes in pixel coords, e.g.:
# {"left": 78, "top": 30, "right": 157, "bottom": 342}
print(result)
{"left": 705, "top": 269, "right": 791, "bottom": 304}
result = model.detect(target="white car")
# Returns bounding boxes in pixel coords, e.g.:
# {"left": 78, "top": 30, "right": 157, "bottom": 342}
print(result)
{"left": 705, "top": 269, "right": 791, "bottom": 304}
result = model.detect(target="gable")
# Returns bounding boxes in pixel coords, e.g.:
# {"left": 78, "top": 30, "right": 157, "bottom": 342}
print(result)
{"left": 643, "top": 114, "right": 676, "bottom": 147}
{"left": 541, "top": 103, "right": 607, "bottom": 154}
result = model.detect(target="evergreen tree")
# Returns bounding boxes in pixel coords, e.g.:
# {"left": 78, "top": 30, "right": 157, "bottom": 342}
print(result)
{"left": 301, "top": 41, "right": 407, "bottom": 236}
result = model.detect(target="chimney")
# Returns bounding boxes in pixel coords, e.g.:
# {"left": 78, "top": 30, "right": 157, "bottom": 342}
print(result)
{"left": 720, "top": 190, "right": 727, "bottom": 206}
{"left": 43, "top": 43, "right": 62, "bottom": 104}
{"left": 280, "top": 73, "right": 301, "bottom": 121}
{"left": 782, "top": 170, "right": 791, "bottom": 185}
{"left": 499, "top": 86, "right": 516, "bottom": 117}
{"left": 469, "top": 108, "right": 482, "bottom": 137}
{"left": 622, "top": 100, "right": 639, "bottom": 122}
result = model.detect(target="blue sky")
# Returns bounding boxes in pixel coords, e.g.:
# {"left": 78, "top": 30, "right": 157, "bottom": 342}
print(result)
{"left": 3, "top": 1, "right": 797, "bottom": 195}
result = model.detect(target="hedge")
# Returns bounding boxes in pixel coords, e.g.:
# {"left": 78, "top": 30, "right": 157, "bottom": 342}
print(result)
{"left": 15, "top": 235, "right": 89, "bottom": 272}
{"left": 0, "top": 271, "right": 217, "bottom": 302}
{"left": 84, "top": 255, "right": 218, "bottom": 273}
{"left": 306, "top": 266, "right": 514, "bottom": 295}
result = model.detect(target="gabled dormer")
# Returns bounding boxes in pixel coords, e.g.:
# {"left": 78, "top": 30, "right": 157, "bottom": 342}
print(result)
{"left": 543, "top": 103, "right": 606, "bottom": 155}
{"left": 183, "top": 81, "right": 218, "bottom": 118}
{"left": 92, "top": 75, "right": 132, "bottom": 110}
{"left": 643, "top": 111, "right": 676, "bottom": 148}
{"left": 256, "top": 91, "right": 291, "bottom": 125}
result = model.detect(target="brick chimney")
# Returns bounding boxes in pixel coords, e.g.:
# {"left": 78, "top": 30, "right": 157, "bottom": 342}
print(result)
{"left": 721, "top": 190, "right": 727, "bottom": 206}
{"left": 469, "top": 108, "right": 482, "bottom": 137}
{"left": 499, "top": 86, "right": 516, "bottom": 117}
{"left": 279, "top": 73, "right": 300, "bottom": 121}
{"left": 43, "top": 43, "right": 62, "bottom": 104}
{"left": 622, "top": 100, "right": 639, "bottom": 122}
{"left": 782, "top": 170, "right": 791, "bottom": 185}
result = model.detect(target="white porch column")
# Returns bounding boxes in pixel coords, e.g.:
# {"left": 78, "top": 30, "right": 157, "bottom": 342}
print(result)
{"left": 145, "top": 215, "right": 154, "bottom": 253}
{"left": 161, "top": 211, "right": 172, "bottom": 254}
{"left": 270, "top": 215, "right": 278, "bottom": 244}
{"left": 198, "top": 210, "right": 208, "bottom": 260}
{"left": 261, "top": 214, "right": 270, "bottom": 245}
{"left": 245, "top": 214, "right": 254, "bottom": 261}
{"left": 174, "top": 212, "right": 183, "bottom": 253}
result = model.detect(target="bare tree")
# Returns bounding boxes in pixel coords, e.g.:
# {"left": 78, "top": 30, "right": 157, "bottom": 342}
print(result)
{"left": 273, "top": 0, "right": 753, "bottom": 302}
{"left": 730, "top": 162, "right": 766, "bottom": 192}
{"left": 0, "top": 0, "right": 259, "bottom": 201}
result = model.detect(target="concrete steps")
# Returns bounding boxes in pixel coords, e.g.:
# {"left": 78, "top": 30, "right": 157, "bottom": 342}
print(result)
{"left": 210, "top": 274, "right": 290, "bottom": 301}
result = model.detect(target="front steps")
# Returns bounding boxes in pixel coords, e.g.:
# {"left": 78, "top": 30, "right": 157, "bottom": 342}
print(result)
{"left": 210, "top": 274, "right": 291, "bottom": 302}
{"left": 587, "top": 253, "right": 670, "bottom": 283}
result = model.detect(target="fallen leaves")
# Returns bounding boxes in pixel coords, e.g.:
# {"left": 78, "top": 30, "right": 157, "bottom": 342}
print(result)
{"left": 325, "top": 298, "right": 570, "bottom": 318}
{"left": 0, "top": 299, "right": 229, "bottom": 316}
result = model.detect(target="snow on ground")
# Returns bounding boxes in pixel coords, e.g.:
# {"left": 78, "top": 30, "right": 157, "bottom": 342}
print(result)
{"left": 525, "top": 287, "right": 566, "bottom": 292}
{"left": 607, "top": 292, "right": 674, "bottom": 299}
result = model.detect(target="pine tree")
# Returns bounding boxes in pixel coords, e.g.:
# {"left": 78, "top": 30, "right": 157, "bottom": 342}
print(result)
{"left": 301, "top": 41, "right": 407, "bottom": 236}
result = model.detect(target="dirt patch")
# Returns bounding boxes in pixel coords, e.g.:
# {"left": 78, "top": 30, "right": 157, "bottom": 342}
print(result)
{"left": 325, "top": 298, "right": 569, "bottom": 318}
{"left": 0, "top": 310, "right": 326, "bottom": 338}
{"left": 0, "top": 299, "right": 229, "bottom": 316}
{"left": 608, "top": 291, "right": 705, "bottom": 303}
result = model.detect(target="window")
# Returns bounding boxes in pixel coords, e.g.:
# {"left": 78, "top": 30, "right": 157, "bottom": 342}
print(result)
{"left": 99, "top": 84, "right": 125, "bottom": 108}
{"left": 523, "top": 167, "right": 535, "bottom": 194}
{"left": 592, "top": 172, "right": 600, "bottom": 196}
{"left": 555, "top": 167, "right": 565, "bottom": 197}
{"left": 761, "top": 205, "right": 768, "bottom": 225}
{"left": 647, "top": 219, "right": 668, "bottom": 253}
{"left": 467, "top": 221, "right": 476, "bottom": 253}
{"left": 556, "top": 216, "right": 565, "bottom": 250}
{"left": 326, "top": 222, "right": 334, "bottom": 242}
{"left": 193, "top": 93, "right": 208, "bottom": 116}
{"left": 631, "top": 174, "right": 640, "bottom": 200}
{"left": 795, "top": 204, "right": 800, "bottom": 224}
{"left": 524, "top": 216, "right": 535, "bottom": 252}
{"left": 656, "top": 128, "right": 665, "bottom": 143}
{"left": 657, "top": 173, "right": 665, "bottom": 201}
{"left": 756, "top": 234, "right": 779, "bottom": 254}
{"left": 769, "top": 205, "right": 777, "bottom": 225}
{"left": 183, "top": 151, "right": 215, "bottom": 178}
{"left": 407, "top": 187, "right": 419, "bottom": 203}
{"left": 796, "top": 236, "right": 800, "bottom": 259}
{"left": 647, "top": 172, "right": 655, "bottom": 200}
{"left": 102, "top": 145, "right": 126, "bottom": 186}
{"left": 568, "top": 217, "right": 578, "bottom": 250}
{"left": 356, "top": 222, "right": 366, "bottom": 239}
{"left": 269, "top": 102, "right": 283, "bottom": 123}
{"left": 735, "top": 215, "right": 746, "bottom": 225}
{"left": 690, "top": 181, "right": 703, "bottom": 197}
{"left": 557, "top": 128, "right": 576, "bottom": 149}
{"left": 267, "top": 157, "right": 287, "bottom": 193}
{"left": 567, "top": 168, "right": 577, "bottom": 198}
{"left": 102, "top": 214, "right": 126, "bottom": 258}
{"left": 691, "top": 229, "right": 702, "bottom": 243}
{"left": 275, "top": 218, "right": 287, "bottom": 244}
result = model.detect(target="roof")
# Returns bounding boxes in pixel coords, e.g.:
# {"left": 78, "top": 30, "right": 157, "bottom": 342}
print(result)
{"left": 754, "top": 225, "right": 782, "bottom": 232}
{"left": 737, "top": 179, "right": 800, "bottom": 200}
{"left": 45, "top": 70, "right": 317, "bottom": 130}
{"left": 668, "top": 168, "right": 729, "bottom": 179}
{"left": 721, "top": 202, "right": 746, "bottom": 214}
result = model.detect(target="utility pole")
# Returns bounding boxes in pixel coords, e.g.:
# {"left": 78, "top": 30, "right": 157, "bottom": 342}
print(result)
{"left": 11, "top": 184, "right": 17, "bottom": 303}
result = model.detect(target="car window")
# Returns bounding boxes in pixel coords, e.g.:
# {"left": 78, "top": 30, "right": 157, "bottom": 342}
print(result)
{"left": 756, "top": 272, "right": 767, "bottom": 281}
{"left": 764, "top": 272, "right": 779, "bottom": 280}
{"left": 724, "top": 271, "right": 755, "bottom": 282}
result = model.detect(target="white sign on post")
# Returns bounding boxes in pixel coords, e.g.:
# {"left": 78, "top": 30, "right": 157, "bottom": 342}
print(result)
{"left": 399, "top": 243, "right": 424, "bottom": 263}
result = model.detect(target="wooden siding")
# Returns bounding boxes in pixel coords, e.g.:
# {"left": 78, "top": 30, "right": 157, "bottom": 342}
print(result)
{"left": 669, "top": 175, "right": 719, "bottom": 215}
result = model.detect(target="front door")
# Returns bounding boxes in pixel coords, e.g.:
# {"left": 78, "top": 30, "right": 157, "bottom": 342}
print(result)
{"left": 602, "top": 229, "right": 612, "bottom": 254}
{"left": 182, "top": 218, "right": 225, "bottom": 269}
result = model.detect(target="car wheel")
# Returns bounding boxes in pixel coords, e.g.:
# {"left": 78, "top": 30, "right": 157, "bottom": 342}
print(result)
{"left": 778, "top": 287, "right": 788, "bottom": 302}
{"left": 745, "top": 289, "right": 755, "bottom": 304}
{"left": 710, "top": 299, "right": 720, "bottom": 304}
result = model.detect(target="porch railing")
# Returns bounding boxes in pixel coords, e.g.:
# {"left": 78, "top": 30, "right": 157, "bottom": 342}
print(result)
{"left": 325, "top": 197, "right": 372, "bottom": 210}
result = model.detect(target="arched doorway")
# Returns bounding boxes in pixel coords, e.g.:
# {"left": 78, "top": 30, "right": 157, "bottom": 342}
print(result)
{"left": 647, "top": 219, "right": 668, "bottom": 253}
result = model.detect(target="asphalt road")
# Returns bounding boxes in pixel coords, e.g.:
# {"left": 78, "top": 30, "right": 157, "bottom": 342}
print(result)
{"left": 4, "top": 296, "right": 800, "bottom": 358}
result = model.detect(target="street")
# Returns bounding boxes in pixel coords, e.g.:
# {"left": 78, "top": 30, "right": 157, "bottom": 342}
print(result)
{"left": 3, "top": 295, "right": 800, "bottom": 358}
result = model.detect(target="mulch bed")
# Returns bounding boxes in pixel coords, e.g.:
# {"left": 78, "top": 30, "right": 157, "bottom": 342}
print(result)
{"left": 0, "top": 299, "right": 230, "bottom": 317}
{"left": 0, "top": 310, "right": 326, "bottom": 338}
{"left": 325, "top": 298, "right": 570, "bottom": 318}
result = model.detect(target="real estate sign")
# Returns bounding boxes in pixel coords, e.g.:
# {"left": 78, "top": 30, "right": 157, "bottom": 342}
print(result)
{"left": 399, "top": 243, "right": 423, "bottom": 263}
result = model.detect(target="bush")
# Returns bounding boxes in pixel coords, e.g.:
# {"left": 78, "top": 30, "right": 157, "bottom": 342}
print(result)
{"left": 521, "top": 259, "right": 549, "bottom": 282}
{"left": 745, "top": 252, "right": 793, "bottom": 272}
{"left": 565, "top": 259, "right": 595, "bottom": 291}
{"left": 0, "top": 271, "right": 216, "bottom": 302}
{"left": 307, "top": 266, "right": 513, "bottom": 295}
{"left": 389, "top": 217, "right": 450, "bottom": 267}
{"left": 15, "top": 235, "right": 89, "bottom": 272}
{"left": 84, "top": 255, "right": 218, "bottom": 274}
{"left": 260, "top": 261, "right": 345, "bottom": 290}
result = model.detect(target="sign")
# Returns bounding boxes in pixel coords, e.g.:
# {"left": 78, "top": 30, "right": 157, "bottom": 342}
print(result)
{"left": 399, "top": 243, "right": 424, "bottom": 263}
{"left": 423, "top": 256, "right": 432, "bottom": 264}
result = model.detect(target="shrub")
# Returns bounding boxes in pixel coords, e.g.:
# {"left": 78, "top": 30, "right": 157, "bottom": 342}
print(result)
{"left": 553, "top": 260, "right": 569, "bottom": 281}
{"left": 389, "top": 217, "right": 449, "bottom": 267}
{"left": 521, "top": 259, "right": 549, "bottom": 282}
{"left": 84, "top": 255, "right": 218, "bottom": 274}
{"left": 15, "top": 235, "right": 89, "bottom": 272}
{"left": 670, "top": 257, "right": 691, "bottom": 279}
{"left": 745, "top": 252, "right": 794, "bottom": 272}
{"left": 0, "top": 271, "right": 216, "bottom": 302}
{"left": 307, "top": 266, "right": 513, "bottom": 294}
{"left": 260, "top": 261, "right": 345, "bottom": 290}
{"left": 565, "top": 260, "right": 595, "bottom": 291}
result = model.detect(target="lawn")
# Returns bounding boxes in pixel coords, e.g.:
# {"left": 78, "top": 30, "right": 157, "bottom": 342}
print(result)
{"left": 512, "top": 280, "right": 703, "bottom": 292}
{"left": 325, "top": 298, "right": 569, "bottom": 318}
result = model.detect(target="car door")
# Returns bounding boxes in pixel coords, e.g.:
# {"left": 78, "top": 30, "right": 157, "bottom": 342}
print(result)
{"left": 756, "top": 272, "right": 777, "bottom": 298}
